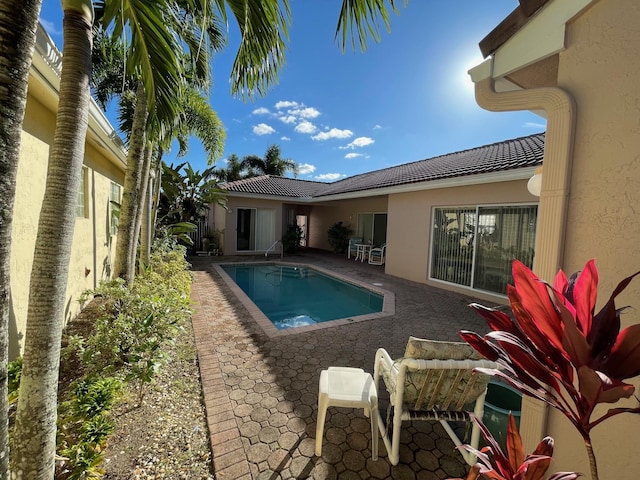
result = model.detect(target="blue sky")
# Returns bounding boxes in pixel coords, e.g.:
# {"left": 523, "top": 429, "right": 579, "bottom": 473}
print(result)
{"left": 39, "top": 0, "right": 545, "bottom": 182}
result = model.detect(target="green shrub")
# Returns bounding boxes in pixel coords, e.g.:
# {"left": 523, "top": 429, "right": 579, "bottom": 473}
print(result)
{"left": 7, "top": 357, "right": 22, "bottom": 404}
{"left": 282, "top": 224, "right": 303, "bottom": 253}
{"left": 57, "top": 376, "right": 121, "bottom": 479}
{"left": 327, "top": 221, "right": 353, "bottom": 254}
{"left": 53, "top": 238, "right": 193, "bottom": 479}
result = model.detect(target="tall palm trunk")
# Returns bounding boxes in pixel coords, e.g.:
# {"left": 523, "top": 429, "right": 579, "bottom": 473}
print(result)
{"left": 0, "top": 2, "right": 43, "bottom": 476}
{"left": 149, "top": 153, "right": 164, "bottom": 241}
{"left": 11, "top": 7, "right": 93, "bottom": 479}
{"left": 113, "top": 81, "right": 148, "bottom": 282}
{"left": 132, "top": 141, "right": 153, "bottom": 271}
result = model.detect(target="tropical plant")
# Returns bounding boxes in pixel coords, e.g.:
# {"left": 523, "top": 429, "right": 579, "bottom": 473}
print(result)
{"left": 450, "top": 413, "right": 579, "bottom": 480}
{"left": 159, "top": 162, "right": 225, "bottom": 226}
{"left": 282, "top": 224, "right": 303, "bottom": 253}
{"left": 328, "top": 221, "right": 354, "bottom": 254}
{"left": 460, "top": 259, "right": 640, "bottom": 480}
{"left": 216, "top": 153, "right": 247, "bottom": 182}
{"left": 242, "top": 144, "right": 298, "bottom": 177}
{"left": 335, "top": 0, "right": 407, "bottom": 52}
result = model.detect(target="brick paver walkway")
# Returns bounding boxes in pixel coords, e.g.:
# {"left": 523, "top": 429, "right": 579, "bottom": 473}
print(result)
{"left": 190, "top": 251, "right": 493, "bottom": 479}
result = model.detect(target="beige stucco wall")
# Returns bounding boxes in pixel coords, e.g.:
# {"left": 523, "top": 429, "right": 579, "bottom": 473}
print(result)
{"left": 538, "top": 0, "right": 640, "bottom": 476}
{"left": 307, "top": 196, "right": 388, "bottom": 251}
{"left": 386, "top": 180, "right": 535, "bottom": 303}
{"left": 221, "top": 197, "right": 287, "bottom": 255}
{"left": 9, "top": 91, "right": 125, "bottom": 358}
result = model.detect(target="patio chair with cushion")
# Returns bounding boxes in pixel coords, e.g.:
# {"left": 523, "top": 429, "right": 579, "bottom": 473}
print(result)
{"left": 368, "top": 244, "right": 386, "bottom": 265}
{"left": 373, "top": 337, "right": 498, "bottom": 466}
{"left": 347, "top": 237, "right": 363, "bottom": 259}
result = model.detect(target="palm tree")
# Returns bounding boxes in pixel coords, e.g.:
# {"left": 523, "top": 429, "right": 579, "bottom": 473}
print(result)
{"left": 11, "top": 0, "right": 188, "bottom": 475}
{"left": 3, "top": 1, "right": 395, "bottom": 475}
{"left": 11, "top": 3, "right": 95, "bottom": 477}
{"left": 0, "top": 3, "right": 43, "bottom": 477}
{"left": 242, "top": 144, "right": 298, "bottom": 177}
{"left": 216, "top": 153, "right": 247, "bottom": 182}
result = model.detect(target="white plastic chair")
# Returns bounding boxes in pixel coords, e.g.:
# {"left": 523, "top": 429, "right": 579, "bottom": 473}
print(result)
{"left": 347, "top": 237, "right": 363, "bottom": 259}
{"left": 368, "top": 244, "right": 386, "bottom": 265}
{"left": 315, "top": 367, "right": 379, "bottom": 460}
{"left": 373, "top": 337, "right": 497, "bottom": 466}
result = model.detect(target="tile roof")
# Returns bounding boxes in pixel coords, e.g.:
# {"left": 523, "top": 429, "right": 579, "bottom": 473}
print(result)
{"left": 223, "top": 133, "right": 544, "bottom": 199}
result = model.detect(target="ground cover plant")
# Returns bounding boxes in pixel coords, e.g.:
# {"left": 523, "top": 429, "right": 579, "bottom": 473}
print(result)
{"left": 8, "top": 237, "right": 197, "bottom": 479}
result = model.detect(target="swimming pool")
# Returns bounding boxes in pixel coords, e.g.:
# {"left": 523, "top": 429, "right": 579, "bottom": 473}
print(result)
{"left": 216, "top": 263, "right": 393, "bottom": 335}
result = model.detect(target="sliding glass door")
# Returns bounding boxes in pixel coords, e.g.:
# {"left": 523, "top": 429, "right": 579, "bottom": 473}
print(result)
{"left": 236, "top": 208, "right": 276, "bottom": 251}
{"left": 430, "top": 204, "right": 537, "bottom": 294}
{"left": 357, "top": 213, "right": 387, "bottom": 246}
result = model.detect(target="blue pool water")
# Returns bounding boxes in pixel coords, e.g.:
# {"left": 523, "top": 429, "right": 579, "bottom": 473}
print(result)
{"left": 221, "top": 264, "right": 384, "bottom": 330}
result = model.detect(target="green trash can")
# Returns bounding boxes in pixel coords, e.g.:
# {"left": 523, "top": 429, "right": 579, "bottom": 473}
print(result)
{"left": 482, "top": 380, "right": 522, "bottom": 451}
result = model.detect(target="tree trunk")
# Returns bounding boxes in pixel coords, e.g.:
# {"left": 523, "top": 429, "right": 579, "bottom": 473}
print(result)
{"left": 0, "top": 2, "right": 42, "bottom": 476}
{"left": 150, "top": 154, "right": 163, "bottom": 241}
{"left": 11, "top": 9, "right": 92, "bottom": 479}
{"left": 132, "top": 142, "right": 153, "bottom": 273}
{"left": 113, "top": 81, "right": 147, "bottom": 281}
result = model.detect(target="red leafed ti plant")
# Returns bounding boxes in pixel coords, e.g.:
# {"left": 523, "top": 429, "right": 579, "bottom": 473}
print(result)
{"left": 450, "top": 413, "right": 579, "bottom": 480}
{"left": 460, "top": 259, "right": 640, "bottom": 480}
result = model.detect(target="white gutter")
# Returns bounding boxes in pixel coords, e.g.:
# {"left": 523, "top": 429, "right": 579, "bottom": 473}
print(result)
{"left": 32, "top": 24, "right": 127, "bottom": 169}
{"left": 468, "top": 0, "right": 594, "bottom": 452}
{"left": 223, "top": 166, "right": 538, "bottom": 203}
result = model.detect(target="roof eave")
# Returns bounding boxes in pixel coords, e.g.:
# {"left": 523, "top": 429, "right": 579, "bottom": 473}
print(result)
{"left": 33, "top": 24, "right": 127, "bottom": 171}
{"left": 471, "top": 0, "right": 596, "bottom": 83}
{"left": 223, "top": 167, "right": 538, "bottom": 203}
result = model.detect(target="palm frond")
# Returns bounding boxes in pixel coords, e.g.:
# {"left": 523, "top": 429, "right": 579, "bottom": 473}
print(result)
{"left": 335, "top": 0, "right": 407, "bottom": 52}
{"left": 219, "top": 0, "right": 291, "bottom": 99}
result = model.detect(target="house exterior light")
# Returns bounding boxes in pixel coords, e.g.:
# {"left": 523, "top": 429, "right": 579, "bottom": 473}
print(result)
{"left": 527, "top": 166, "right": 543, "bottom": 196}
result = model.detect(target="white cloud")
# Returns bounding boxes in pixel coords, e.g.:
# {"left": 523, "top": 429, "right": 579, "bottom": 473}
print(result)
{"left": 275, "top": 100, "right": 299, "bottom": 109}
{"left": 253, "top": 123, "right": 275, "bottom": 135}
{"left": 40, "top": 19, "right": 61, "bottom": 35}
{"left": 281, "top": 136, "right": 291, "bottom": 141}
{"left": 311, "top": 128, "right": 353, "bottom": 141}
{"left": 316, "top": 173, "right": 343, "bottom": 181}
{"left": 298, "top": 163, "right": 316, "bottom": 174}
{"left": 524, "top": 121, "right": 546, "bottom": 129}
{"left": 295, "top": 120, "right": 317, "bottom": 134}
{"left": 345, "top": 153, "right": 363, "bottom": 159}
{"left": 373, "top": 124, "right": 382, "bottom": 130}
{"left": 340, "top": 136, "right": 375, "bottom": 149}
{"left": 278, "top": 115, "right": 297, "bottom": 124}
{"left": 291, "top": 107, "right": 320, "bottom": 119}
{"left": 252, "top": 107, "right": 270, "bottom": 115}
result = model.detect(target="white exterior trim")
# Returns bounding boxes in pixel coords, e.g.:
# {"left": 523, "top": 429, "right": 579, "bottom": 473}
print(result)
{"left": 33, "top": 24, "right": 127, "bottom": 167}
{"left": 469, "top": 0, "right": 596, "bottom": 82}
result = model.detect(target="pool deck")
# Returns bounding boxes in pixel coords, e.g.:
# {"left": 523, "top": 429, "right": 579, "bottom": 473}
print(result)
{"left": 190, "top": 250, "right": 496, "bottom": 479}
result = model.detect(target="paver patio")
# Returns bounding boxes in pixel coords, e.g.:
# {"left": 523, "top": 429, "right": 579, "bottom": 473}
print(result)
{"left": 190, "top": 250, "right": 496, "bottom": 479}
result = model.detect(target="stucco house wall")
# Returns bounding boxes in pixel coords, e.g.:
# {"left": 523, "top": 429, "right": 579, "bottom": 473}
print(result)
{"left": 222, "top": 197, "right": 286, "bottom": 255}
{"left": 386, "top": 179, "right": 535, "bottom": 303}
{"left": 469, "top": 0, "right": 640, "bottom": 476}
{"left": 307, "top": 196, "right": 388, "bottom": 252}
{"left": 542, "top": 1, "right": 640, "bottom": 474}
{"left": 9, "top": 26, "right": 126, "bottom": 358}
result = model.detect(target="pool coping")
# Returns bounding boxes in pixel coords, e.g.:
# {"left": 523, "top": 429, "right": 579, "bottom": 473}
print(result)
{"left": 213, "top": 261, "right": 396, "bottom": 338}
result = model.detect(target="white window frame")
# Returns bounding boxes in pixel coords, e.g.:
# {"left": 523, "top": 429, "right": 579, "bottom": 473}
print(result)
{"left": 429, "top": 203, "right": 538, "bottom": 295}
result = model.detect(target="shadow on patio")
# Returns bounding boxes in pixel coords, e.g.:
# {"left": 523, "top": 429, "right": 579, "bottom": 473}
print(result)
{"left": 190, "top": 250, "right": 494, "bottom": 479}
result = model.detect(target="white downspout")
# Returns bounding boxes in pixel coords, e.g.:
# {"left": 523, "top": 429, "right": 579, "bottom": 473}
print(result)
{"left": 471, "top": 58, "right": 576, "bottom": 450}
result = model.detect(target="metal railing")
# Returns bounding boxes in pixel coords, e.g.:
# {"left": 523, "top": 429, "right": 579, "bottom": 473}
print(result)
{"left": 265, "top": 240, "right": 283, "bottom": 259}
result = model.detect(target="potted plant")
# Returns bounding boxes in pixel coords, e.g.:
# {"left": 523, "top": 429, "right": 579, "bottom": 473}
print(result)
{"left": 327, "top": 221, "right": 353, "bottom": 254}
